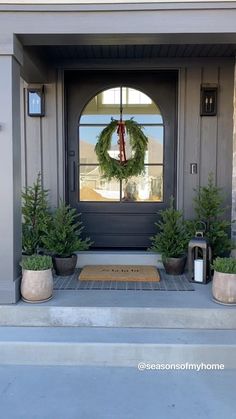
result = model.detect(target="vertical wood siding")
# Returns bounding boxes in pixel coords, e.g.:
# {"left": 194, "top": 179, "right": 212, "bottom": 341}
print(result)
{"left": 232, "top": 61, "right": 236, "bottom": 240}
{"left": 181, "top": 59, "right": 234, "bottom": 219}
{"left": 21, "top": 76, "right": 59, "bottom": 208}
{"left": 20, "top": 59, "right": 234, "bottom": 219}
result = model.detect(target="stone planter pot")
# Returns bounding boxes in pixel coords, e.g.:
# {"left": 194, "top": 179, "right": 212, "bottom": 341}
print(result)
{"left": 163, "top": 255, "right": 187, "bottom": 275}
{"left": 212, "top": 270, "right": 236, "bottom": 305}
{"left": 21, "top": 268, "right": 53, "bottom": 303}
{"left": 53, "top": 254, "right": 77, "bottom": 276}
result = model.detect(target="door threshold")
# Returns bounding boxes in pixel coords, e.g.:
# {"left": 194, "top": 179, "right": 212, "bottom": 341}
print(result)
{"left": 76, "top": 250, "right": 162, "bottom": 268}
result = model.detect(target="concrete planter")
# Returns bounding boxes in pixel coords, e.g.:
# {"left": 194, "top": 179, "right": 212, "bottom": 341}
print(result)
{"left": 163, "top": 255, "right": 187, "bottom": 275}
{"left": 212, "top": 270, "right": 236, "bottom": 305}
{"left": 21, "top": 268, "right": 53, "bottom": 303}
{"left": 53, "top": 254, "right": 77, "bottom": 276}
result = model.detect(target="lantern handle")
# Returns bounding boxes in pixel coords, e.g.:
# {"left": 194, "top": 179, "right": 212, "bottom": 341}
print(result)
{"left": 195, "top": 221, "right": 206, "bottom": 237}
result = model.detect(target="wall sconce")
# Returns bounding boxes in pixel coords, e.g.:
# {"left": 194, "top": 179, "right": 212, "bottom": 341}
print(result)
{"left": 200, "top": 85, "right": 218, "bottom": 116}
{"left": 27, "top": 86, "right": 45, "bottom": 117}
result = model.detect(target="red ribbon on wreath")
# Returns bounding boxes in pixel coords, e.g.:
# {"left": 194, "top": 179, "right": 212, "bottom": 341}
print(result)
{"left": 117, "top": 120, "right": 127, "bottom": 164}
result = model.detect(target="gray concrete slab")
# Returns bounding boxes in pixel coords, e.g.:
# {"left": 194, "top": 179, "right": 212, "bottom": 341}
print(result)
{"left": 8, "top": 282, "right": 230, "bottom": 308}
{"left": 0, "top": 327, "right": 236, "bottom": 367}
{"left": 1, "top": 282, "right": 236, "bottom": 328}
{"left": 0, "top": 365, "right": 235, "bottom": 419}
{"left": 1, "top": 326, "right": 236, "bottom": 345}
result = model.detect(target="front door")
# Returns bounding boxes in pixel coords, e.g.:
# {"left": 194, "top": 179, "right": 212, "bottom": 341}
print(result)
{"left": 66, "top": 70, "right": 177, "bottom": 248}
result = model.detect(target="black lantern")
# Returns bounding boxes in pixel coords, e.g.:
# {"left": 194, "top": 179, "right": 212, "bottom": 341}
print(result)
{"left": 200, "top": 85, "right": 217, "bottom": 116}
{"left": 27, "top": 86, "right": 45, "bottom": 117}
{"left": 188, "top": 224, "right": 212, "bottom": 284}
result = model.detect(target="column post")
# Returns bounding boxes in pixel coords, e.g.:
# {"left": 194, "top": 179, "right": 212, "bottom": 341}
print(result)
{"left": 0, "top": 34, "right": 23, "bottom": 303}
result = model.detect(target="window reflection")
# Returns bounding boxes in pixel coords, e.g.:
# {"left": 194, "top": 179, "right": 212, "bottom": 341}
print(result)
{"left": 122, "top": 166, "right": 163, "bottom": 202}
{"left": 102, "top": 87, "right": 152, "bottom": 105}
{"left": 80, "top": 166, "right": 120, "bottom": 201}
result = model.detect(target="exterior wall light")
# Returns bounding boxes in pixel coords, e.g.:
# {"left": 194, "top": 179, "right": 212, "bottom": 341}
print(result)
{"left": 27, "top": 86, "right": 45, "bottom": 117}
{"left": 200, "top": 85, "right": 218, "bottom": 116}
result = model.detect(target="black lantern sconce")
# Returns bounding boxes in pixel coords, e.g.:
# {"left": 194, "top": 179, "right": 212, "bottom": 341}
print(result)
{"left": 200, "top": 85, "right": 217, "bottom": 116}
{"left": 188, "top": 223, "right": 212, "bottom": 284}
{"left": 27, "top": 86, "right": 45, "bottom": 117}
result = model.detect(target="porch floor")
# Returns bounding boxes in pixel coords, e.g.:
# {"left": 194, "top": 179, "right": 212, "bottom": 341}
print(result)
{"left": 15, "top": 281, "right": 227, "bottom": 308}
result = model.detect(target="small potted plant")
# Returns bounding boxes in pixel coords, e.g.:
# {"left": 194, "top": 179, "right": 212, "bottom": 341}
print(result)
{"left": 212, "top": 257, "right": 236, "bottom": 305}
{"left": 150, "top": 198, "right": 189, "bottom": 275}
{"left": 21, "top": 255, "right": 53, "bottom": 303}
{"left": 42, "top": 202, "right": 92, "bottom": 276}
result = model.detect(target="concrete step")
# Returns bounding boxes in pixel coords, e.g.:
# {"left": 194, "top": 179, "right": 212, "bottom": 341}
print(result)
{"left": 76, "top": 250, "right": 162, "bottom": 268}
{"left": 1, "top": 301, "right": 236, "bottom": 329}
{"left": 0, "top": 327, "right": 235, "bottom": 367}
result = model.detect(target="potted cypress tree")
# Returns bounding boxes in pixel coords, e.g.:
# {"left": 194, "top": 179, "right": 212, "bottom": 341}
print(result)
{"left": 21, "top": 255, "right": 53, "bottom": 303}
{"left": 22, "top": 173, "right": 51, "bottom": 256}
{"left": 42, "top": 202, "right": 92, "bottom": 276}
{"left": 193, "top": 173, "right": 232, "bottom": 258}
{"left": 212, "top": 257, "right": 236, "bottom": 305}
{"left": 150, "top": 198, "right": 189, "bottom": 275}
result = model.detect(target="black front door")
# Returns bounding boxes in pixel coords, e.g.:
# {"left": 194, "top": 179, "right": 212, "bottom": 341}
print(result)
{"left": 66, "top": 70, "right": 177, "bottom": 248}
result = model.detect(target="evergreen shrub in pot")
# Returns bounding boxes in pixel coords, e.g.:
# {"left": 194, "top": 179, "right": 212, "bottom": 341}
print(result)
{"left": 22, "top": 173, "right": 51, "bottom": 256}
{"left": 150, "top": 198, "right": 189, "bottom": 275}
{"left": 42, "top": 202, "right": 92, "bottom": 276}
{"left": 193, "top": 173, "right": 232, "bottom": 258}
{"left": 212, "top": 257, "right": 236, "bottom": 305}
{"left": 21, "top": 255, "right": 53, "bottom": 303}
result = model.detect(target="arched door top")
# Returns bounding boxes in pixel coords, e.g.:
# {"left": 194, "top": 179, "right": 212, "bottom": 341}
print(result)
{"left": 80, "top": 86, "right": 163, "bottom": 125}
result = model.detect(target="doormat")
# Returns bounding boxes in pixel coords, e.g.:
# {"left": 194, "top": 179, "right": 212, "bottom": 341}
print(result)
{"left": 53, "top": 269, "right": 194, "bottom": 291}
{"left": 79, "top": 265, "right": 160, "bottom": 282}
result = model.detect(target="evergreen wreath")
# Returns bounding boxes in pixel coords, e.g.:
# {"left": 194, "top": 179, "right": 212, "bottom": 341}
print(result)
{"left": 95, "top": 118, "right": 148, "bottom": 181}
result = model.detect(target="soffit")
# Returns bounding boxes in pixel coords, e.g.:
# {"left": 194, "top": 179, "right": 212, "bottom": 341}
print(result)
{"left": 35, "top": 43, "right": 236, "bottom": 60}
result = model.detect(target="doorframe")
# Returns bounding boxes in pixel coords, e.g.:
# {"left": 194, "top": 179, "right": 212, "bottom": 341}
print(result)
{"left": 57, "top": 65, "right": 184, "bottom": 212}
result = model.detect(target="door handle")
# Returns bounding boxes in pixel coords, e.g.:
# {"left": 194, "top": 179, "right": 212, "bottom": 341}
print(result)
{"left": 70, "top": 161, "right": 76, "bottom": 192}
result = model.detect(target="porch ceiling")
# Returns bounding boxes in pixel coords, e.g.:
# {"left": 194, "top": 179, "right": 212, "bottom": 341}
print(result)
{"left": 29, "top": 43, "right": 236, "bottom": 62}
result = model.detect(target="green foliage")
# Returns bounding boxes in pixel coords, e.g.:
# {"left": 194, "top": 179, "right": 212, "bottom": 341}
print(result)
{"left": 22, "top": 173, "right": 51, "bottom": 255}
{"left": 21, "top": 255, "right": 53, "bottom": 271}
{"left": 193, "top": 173, "right": 232, "bottom": 258}
{"left": 95, "top": 118, "right": 148, "bottom": 181}
{"left": 42, "top": 202, "right": 92, "bottom": 258}
{"left": 150, "top": 197, "right": 190, "bottom": 259}
{"left": 212, "top": 257, "right": 236, "bottom": 274}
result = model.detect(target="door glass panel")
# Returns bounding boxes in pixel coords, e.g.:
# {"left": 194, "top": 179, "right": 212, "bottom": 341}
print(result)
{"left": 80, "top": 87, "right": 163, "bottom": 124}
{"left": 122, "top": 114, "right": 163, "bottom": 124}
{"left": 122, "top": 166, "right": 163, "bottom": 202}
{"left": 80, "top": 165, "right": 120, "bottom": 201}
{"left": 80, "top": 114, "right": 121, "bottom": 124}
{"left": 80, "top": 89, "right": 121, "bottom": 124}
{"left": 79, "top": 86, "right": 164, "bottom": 203}
{"left": 79, "top": 126, "right": 105, "bottom": 164}
{"left": 144, "top": 126, "right": 164, "bottom": 164}
{"left": 102, "top": 87, "right": 123, "bottom": 104}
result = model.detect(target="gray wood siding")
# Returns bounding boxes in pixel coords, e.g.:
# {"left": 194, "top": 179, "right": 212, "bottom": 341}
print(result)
{"left": 20, "top": 58, "right": 234, "bottom": 219}
{"left": 21, "top": 75, "right": 60, "bottom": 208}
{"left": 232, "top": 66, "right": 236, "bottom": 239}
{"left": 182, "top": 60, "right": 234, "bottom": 219}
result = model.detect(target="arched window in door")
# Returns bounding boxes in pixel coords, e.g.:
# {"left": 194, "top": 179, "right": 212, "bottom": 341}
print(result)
{"left": 78, "top": 86, "right": 164, "bottom": 202}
